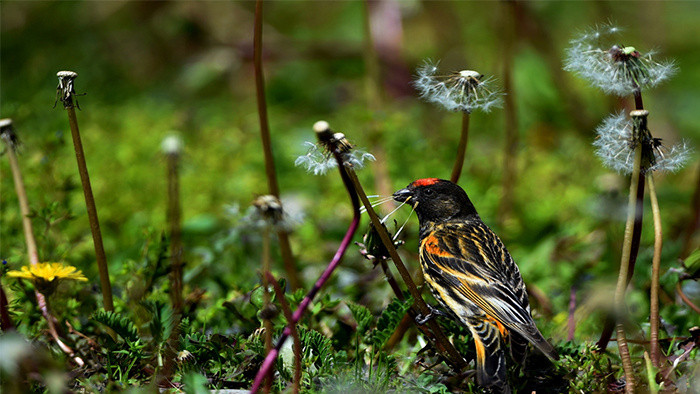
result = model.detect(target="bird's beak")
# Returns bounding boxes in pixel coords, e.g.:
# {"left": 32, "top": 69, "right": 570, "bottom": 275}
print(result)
{"left": 392, "top": 188, "right": 412, "bottom": 203}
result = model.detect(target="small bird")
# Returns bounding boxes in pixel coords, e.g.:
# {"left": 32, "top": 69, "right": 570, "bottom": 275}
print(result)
{"left": 393, "top": 178, "right": 557, "bottom": 392}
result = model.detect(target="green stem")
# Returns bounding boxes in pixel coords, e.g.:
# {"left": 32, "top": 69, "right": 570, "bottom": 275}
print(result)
{"left": 614, "top": 142, "right": 642, "bottom": 393}
{"left": 64, "top": 106, "right": 113, "bottom": 312}
{"left": 450, "top": 112, "right": 470, "bottom": 184}
{"left": 253, "top": 0, "right": 300, "bottom": 290}
{"left": 648, "top": 173, "right": 662, "bottom": 368}
{"left": 346, "top": 170, "right": 467, "bottom": 371}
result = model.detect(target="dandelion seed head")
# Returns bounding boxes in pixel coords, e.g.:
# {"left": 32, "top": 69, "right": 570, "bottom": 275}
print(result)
{"left": 647, "top": 140, "right": 692, "bottom": 173}
{"left": 295, "top": 141, "right": 375, "bottom": 175}
{"left": 413, "top": 59, "right": 503, "bottom": 114}
{"left": 593, "top": 111, "right": 692, "bottom": 174}
{"left": 564, "top": 24, "right": 677, "bottom": 96}
{"left": 161, "top": 134, "right": 183, "bottom": 155}
{"left": 0, "top": 118, "right": 20, "bottom": 151}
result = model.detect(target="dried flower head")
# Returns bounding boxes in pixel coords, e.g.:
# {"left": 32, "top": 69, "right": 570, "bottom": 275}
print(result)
{"left": 564, "top": 24, "right": 677, "bottom": 96}
{"left": 413, "top": 60, "right": 503, "bottom": 113}
{"left": 593, "top": 111, "right": 691, "bottom": 174}
{"left": 7, "top": 262, "right": 87, "bottom": 295}
{"left": 0, "top": 118, "right": 20, "bottom": 151}
{"left": 55, "top": 70, "right": 85, "bottom": 109}
{"left": 295, "top": 121, "right": 375, "bottom": 175}
{"left": 161, "top": 134, "right": 183, "bottom": 156}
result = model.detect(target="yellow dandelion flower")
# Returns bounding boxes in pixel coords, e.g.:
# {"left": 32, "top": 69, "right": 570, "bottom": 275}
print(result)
{"left": 7, "top": 262, "right": 88, "bottom": 282}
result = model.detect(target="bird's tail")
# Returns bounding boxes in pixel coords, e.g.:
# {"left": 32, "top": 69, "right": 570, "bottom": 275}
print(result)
{"left": 467, "top": 317, "right": 510, "bottom": 393}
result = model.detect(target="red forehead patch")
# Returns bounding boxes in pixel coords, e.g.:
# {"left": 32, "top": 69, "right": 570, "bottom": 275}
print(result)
{"left": 411, "top": 178, "right": 441, "bottom": 187}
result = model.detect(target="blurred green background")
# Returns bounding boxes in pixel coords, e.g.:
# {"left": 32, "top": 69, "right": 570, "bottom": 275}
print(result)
{"left": 1, "top": 1, "right": 698, "bottom": 340}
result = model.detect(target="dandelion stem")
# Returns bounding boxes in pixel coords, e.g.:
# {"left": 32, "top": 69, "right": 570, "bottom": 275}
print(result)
{"left": 261, "top": 228, "right": 273, "bottom": 393}
{"left": 0, "top": 282, "right": 13, "bottom": 330}
{"left": 166, "top": 148, "right": 183, "bottom": 315}
{"left": 450, "top": 112, "right": 470, "bottom": 184}
{"left": 250, "top": 135, "right": 361, "bottom": 394}
{"left": 346, "top": 169, "right": 467, "bottom": 371}
{"left": 2, "top": 126, "right": 84, "bottom": 365}
{"left": 266, "top": 272, "right": 301, "bottom": 394}
{"left": 647, "top": 173, "right": 663, "bottom": 368}
{"left": 675, "top": 282, "right": 700, "bottom": 314}
{"left": 614, "top": 138, "right": 642, "bottom": 394}
{"left": 568, "top": 286, "right": 576, "bottom": 342}
{"left": 498, "top": 0, "right": 518, "bottom": 226}
{"left": 61, "top": 87, "right": 113, "bottom": 312}
{"left": 253, "top": 0, "right": 300, "bottom": 290}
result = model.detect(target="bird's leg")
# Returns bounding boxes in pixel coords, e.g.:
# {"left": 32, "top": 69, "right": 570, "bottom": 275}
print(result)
{"left": 415, "top": 305, "right": 450, "bottom": 325}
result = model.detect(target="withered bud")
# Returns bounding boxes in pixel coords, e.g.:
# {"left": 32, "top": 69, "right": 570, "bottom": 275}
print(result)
{"left": 253, "top": 195, "right": 284, "bottom": 224}
{"left": 0, "top": 118, "right": 20, "bottom": 151}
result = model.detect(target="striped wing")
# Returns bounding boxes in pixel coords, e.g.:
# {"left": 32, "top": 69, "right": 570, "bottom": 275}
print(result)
{"left": 420, "top": 221, "right": 557, "bottom": 360}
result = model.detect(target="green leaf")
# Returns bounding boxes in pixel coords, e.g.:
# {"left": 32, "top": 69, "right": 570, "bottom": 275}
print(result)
{"left": 93, "top": 310, "right": 139, "bottom": 343}
{"left": 347, "top": 301, "right": 373, "bottom": 334}
{"left": 372, "top": 297, "right": 413, "bottom": 348}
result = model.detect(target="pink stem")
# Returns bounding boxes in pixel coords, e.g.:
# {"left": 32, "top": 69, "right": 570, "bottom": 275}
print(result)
{"left": 250, "top": 151, "right": 360, "bottom": 393}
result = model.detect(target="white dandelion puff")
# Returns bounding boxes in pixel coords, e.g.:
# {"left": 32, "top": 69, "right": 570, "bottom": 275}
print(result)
{"left": 295, "top": 141, "right": 375, "bottom": 176}
{"left": 564, "top": 23, "right": 677, "bottom": 96}
{"left": 593, "top": 111, "right": 692, "bottom": 174}
{"left": 414, "top": 60, "right": 503, "bottom": 114}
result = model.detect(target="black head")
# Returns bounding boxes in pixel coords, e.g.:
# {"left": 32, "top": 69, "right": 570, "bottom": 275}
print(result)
{"left": 392, "top": 178, "right": 478, "bottom": 225}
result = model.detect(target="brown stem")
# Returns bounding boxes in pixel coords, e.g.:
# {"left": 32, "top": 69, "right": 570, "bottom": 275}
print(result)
{"left": 450, "top": 112, "right": 470, "bottom": 184}
{"left": 568, "top": 286, "right": 576, "bottom": 342}
{"left": 267, "top": 272, "right": 301, "bottom": 394}
{"left": 253, "top": 0, "right": 299, "bottom": 290}
{"left": 614, "top": 141, "right": 642, "bottom": 393}
{"left": 0, "top": 281, "right": 14, "bottom": 331}
{"left": 647, "top": 174, "right": 662, "bottom": 368}
{"left": 676, "top": 282, "right": 700, "bottom": 314}
{"left": 167, "top": 152, "right": 183, "bottom": 315}
{"left": 346, "top": 170, "right": 467, "bottom": 370}
{"left": 64, "top": 106, "right": 113, "bottom": 311}
{"left": 498, "top": 1, "right": 518, "bottom": 226}
{"left": 261, "top": 228, "right": 273, "bottom": 393}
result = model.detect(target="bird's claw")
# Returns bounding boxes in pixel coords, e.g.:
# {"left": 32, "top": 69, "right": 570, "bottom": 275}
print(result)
{"left": 415, "top": 306, "right": 449, "bottom": 325}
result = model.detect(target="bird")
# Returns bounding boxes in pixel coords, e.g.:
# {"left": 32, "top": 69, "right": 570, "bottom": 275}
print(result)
{"left": 393, "top": 178, "right": 558, "bottom": 392}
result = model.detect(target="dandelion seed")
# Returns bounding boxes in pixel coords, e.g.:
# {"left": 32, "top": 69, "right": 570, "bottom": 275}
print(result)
{"left": 413, "top": 60, "right": 503, "bottom": 114}
{"left": 564, "top": 24, "right": 677, "bottom": 96}
{"left": 295, "top": 121, "right": 375, "bottom": 175}
{"left": 593, "top": 111, "right": 691, "bottom": 174}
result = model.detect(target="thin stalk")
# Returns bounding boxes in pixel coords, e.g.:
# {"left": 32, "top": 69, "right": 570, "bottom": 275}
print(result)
{"left": 3, "top": 132, "right": 83, "bottom": 365}
{"left": 261, "top": 228, "right": 273, "bottom": 393}
{"left": 346, "top": 169, "right": 467, "bottom": 370}
{"left": 166, "top": 151, "right": 183, "bottom": 315}
{"left": 597, "top": 93, "right": 647, "bottom": 351}
{"left": 647, "top": 173, "right": 663, "bottom": 368}
{"left": 362, "top": 0, "right": 394, "bottom": 212}
{"left": 63, "top": 99, "right": 113, "bottom": 312}
{"left": 675, "top": 282, "right": 700, "bottom": 314}
{"left": 0, "top": 281, "right": 12, "bottom": 330}
{"left": 267, "top": 272, "right": 301, "bottom": 394}
{"left": 644, "top": 351, "right": 659, "bottom": 394}
{"left": 450, "top": 112, "right": 471, "bottom": 184}
{"left": 253, "top": 0, "right": 300, "bottom": 289}
{"left": 614, "top": 141, "right": 642, "bottom": 393}
{"left": 250, "top": 147, "right": 361, "bottom": 393}
{"left": 498, "top": 0, "right": 518, "bottom": 226}
{"left": 568, "top": 286, "right": 576, "bottom": 342}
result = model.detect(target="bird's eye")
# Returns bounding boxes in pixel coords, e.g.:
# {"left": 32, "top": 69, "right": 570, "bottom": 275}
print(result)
{"left": 424, "top": 189, "right": 434, "bottom": 196}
